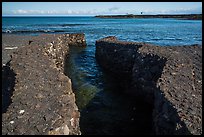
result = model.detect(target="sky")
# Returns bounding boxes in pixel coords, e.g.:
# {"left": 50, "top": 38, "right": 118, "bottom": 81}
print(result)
{"left": 2, "top": 2, "right": 202, "bottom": 16}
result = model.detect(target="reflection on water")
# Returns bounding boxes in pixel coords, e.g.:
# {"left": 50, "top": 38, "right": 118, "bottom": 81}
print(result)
{"left": 64, "top": 46, "right": 101, "bottom": 110}
{"left": 75, "top": 83, "right": 98, "bottom": 110}
{"left": 64, "top": 45, "right": 153, "bottom": 135}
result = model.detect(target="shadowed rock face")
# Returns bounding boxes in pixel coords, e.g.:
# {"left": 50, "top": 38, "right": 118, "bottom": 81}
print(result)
{"left": 95, "top": 36, "right": 202, "bottom": 135}
{"left": 2, "top": 34, "right": 86, "bottom": 135}
{"left": 2, "top": 61, "right": 16, "bottom": 114}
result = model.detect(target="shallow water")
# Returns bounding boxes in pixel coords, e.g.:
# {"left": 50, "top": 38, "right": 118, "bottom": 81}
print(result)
{"left": 64, "top": 45, "right": 153, "bottom": 135}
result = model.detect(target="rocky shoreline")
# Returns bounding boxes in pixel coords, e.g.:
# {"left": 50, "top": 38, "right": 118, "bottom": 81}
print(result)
{"left": 2, "top": 34, "right": 202, "bottom": 135}
{"left": 95, "top": 36, "right": 202, "bottom": 135}
{"left": 2, "top": 34, "right": 86, "bottom": 135}
{"left": 95, "top": 14, "right": 202, "bottom": 20}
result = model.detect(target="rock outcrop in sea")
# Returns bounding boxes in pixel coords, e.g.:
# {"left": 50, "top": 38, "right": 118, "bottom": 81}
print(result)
{"left": 2, "top": 33, "right": 86, "bottom": 135}
{"left": 95, "top": 36, "right": 202, "bottom": 135}
{"left": 95, "top": 14, "right": 202, "bottom": 20}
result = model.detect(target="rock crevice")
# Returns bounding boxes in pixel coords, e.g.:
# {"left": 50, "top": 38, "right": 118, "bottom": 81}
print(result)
{"left": 95, "top": 36, "right": 202, "bottom": 135}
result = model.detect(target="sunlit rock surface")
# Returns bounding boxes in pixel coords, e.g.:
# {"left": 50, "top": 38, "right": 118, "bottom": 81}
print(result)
{"left": 2, "top": 34, "right": 86, "bottom": 135}
{"left": 95, "top": 36, "right": 202, "bottom": 135}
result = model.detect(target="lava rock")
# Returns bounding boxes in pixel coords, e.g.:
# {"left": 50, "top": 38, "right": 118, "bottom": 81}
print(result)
{"left": 95, "top": 36, "right": 202, "bottom": 135}
{"left": 2, "top": 34, "right": 86, "bottom": 135}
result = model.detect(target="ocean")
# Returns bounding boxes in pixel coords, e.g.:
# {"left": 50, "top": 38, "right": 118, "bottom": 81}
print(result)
{"left": 2, "top": 16, "right": 202, "bottom": 46}
{"left": 2, "top": 16, "right": 202, "bottom": 134}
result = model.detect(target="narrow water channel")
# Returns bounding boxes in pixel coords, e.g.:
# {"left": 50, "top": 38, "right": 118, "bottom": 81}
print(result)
{"left": 64, "top": 44, "right": 153, "bottom": 135}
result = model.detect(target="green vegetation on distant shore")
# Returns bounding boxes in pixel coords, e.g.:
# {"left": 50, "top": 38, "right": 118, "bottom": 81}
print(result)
{"left": 95, "top": 14, "right": 202, "bottom": 20}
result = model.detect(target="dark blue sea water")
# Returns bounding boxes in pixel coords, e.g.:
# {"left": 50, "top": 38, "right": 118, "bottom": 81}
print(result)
{"left": 2, "top": 16, "right": 202, "bottom": 135}
{"left": 2, "top": 16, "right": 202, "bottom": 46}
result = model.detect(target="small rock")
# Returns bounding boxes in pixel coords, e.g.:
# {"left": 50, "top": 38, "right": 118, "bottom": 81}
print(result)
{"left": 19, "top": 110, "right": 25, "bottom": 114}
{"left": 36, "top": 93, "right": 44, "bottom": 99}
{"left": 198, "top": 80, "right": 202, "bottom": 83}
{"left": 70, "top": 118, "right": 75, "bottom": 127}
{"left": 170, "top": 72, "right": 176, "bottom": 75}
{"left": 10, "top": 121, "right": 14, "bottom": 124}
{"left": 63, "top": 125, "right": 70, "bottom": 135}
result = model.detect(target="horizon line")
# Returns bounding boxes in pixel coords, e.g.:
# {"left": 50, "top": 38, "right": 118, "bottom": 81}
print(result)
{"left": 2, "top": 13, "right": 202, "bottom": 17}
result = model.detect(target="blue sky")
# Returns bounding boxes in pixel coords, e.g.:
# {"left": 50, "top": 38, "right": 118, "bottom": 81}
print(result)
{"left": 2, "top": 2, "right": 202, "bottom": 16}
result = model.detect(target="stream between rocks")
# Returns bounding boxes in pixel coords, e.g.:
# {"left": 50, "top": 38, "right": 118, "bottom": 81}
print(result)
{"left": 64, "top": 44, "right": 153, "bottom": 135}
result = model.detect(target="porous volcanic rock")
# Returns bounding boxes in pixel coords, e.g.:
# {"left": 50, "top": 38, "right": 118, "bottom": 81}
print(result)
{"left": 95, "top": 36, "right": 202, "bottom": 135}
{"left": 2, "top": 33, "right": 86, "bottom": 135}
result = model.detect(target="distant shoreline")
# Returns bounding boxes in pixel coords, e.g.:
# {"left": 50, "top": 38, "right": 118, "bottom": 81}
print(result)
{"left": 95, "top": 14, "right": 202, "bottom": 20}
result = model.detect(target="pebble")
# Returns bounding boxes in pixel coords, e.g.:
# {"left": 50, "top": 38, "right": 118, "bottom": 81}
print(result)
{"left": 19, "top": 110, "right": 25, "bottom": 114}
{"left": 10, "top": 121, "right": 14, "bottom": 124}
{"left": 177, "top": 108, "right": 182, "bottom": 112}
{"left": 70, "top": 118, "right": 74, "bottom": 127}
{"left": 170, "top": 72, "right": 176, "bottom": 75}
{"left": 63, "top": 125, "right": 70, "bottom": 135}
{"left": 197, "top": 80, "right": 202, "bottom": 83}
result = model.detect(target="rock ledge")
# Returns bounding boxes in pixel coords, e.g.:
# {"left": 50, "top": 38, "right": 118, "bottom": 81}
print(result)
{"left": 95, "top": 36, "right": 202, "bottom": 135}
{"left": 2, "top": 34, "right": 86, "bottom": 135}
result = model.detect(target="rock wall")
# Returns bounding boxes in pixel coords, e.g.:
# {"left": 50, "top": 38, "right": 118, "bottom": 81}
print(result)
{"left": 95, "top": 36, "right": 202, "bottom": 135}
{"left": 96, "top": 36, "right": 141, "bottom": 80}
{"left": 2, "top": 33, "right": 86, "bottom": 135}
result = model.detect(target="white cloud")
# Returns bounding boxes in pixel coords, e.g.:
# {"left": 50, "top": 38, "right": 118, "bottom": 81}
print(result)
{"left": 14, "top": 9, "right": 27, "bottom": 14}
{"left": 8, "top": 9, "right": 100, "bottom": 15}
{"left": 108, "top": 7, "right": 120, "bottom": 12}
{"left": 3, "top": 6, "right": 202, "bottom": 15}
{"left": 12, "top": 9, "right": 49, "bottom": 14}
